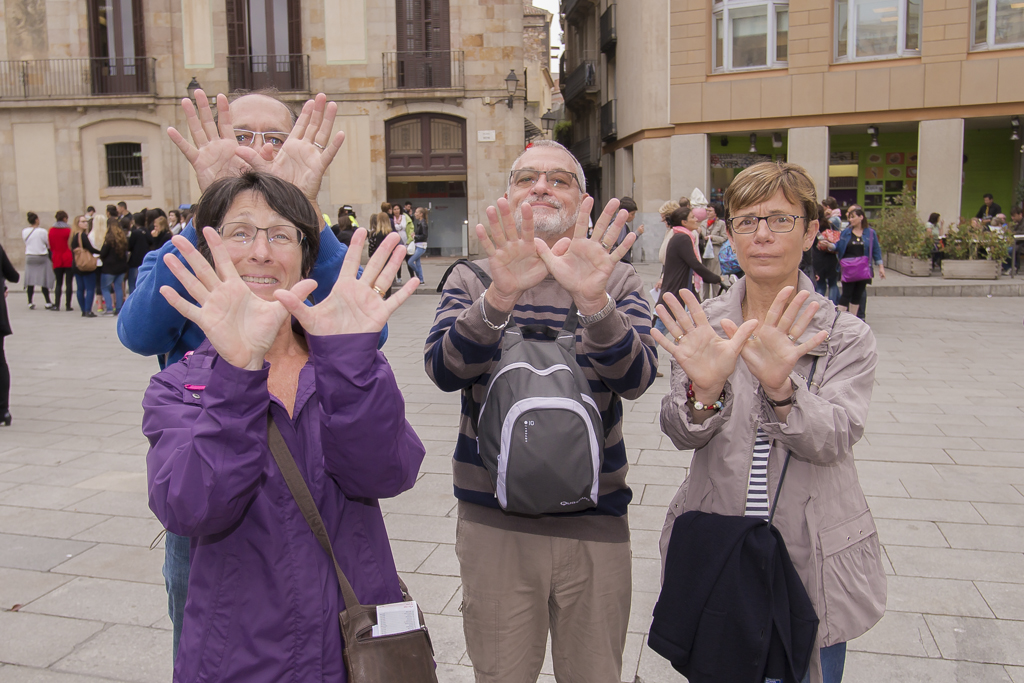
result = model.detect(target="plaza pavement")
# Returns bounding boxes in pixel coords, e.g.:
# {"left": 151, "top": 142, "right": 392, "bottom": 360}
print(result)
{"left": 1, "top": 276, "right": 1023, "bottom": 683}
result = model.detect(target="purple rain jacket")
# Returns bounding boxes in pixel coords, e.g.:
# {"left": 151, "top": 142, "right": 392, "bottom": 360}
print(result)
{"left": 143, "top": 331, "right": 426, "bottom": 683}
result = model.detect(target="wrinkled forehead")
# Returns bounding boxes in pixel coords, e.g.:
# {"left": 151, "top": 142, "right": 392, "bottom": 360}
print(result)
{"left": 229, "top": 94, "right": 294, "bottom": 133}
{"left": 513, "top": 147, "right": 578, "bottom": 176}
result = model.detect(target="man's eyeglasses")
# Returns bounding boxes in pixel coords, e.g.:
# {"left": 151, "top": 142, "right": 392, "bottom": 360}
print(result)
{"left": 509, "top": 169, "right": 582, "bottom": 192}
{"left": 217, "top": 222, "right": 304, "bottom": 248}
{"left": 727, "top": 214, "right": 804, "bottom": 234}
{"left": 234, "top": 130, "right": 289, "bottom": 149}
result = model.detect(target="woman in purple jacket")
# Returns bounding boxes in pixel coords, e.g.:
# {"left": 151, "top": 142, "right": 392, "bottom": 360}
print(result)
{"left": 143, "top": 171, "right": 424, "bottom": 683}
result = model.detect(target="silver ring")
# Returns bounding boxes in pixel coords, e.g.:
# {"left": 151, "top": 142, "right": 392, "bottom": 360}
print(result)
{"left": 787, "top": 334, "right": 797, "bottom": 343}
{"left": 314, "top": 142, "right": 325, "bottom": 150}
{"left": 749, "top": 334, "right": 758, "bottom": 341}
{"left": 600, "top": 241, "right": 612, "bottom": 250}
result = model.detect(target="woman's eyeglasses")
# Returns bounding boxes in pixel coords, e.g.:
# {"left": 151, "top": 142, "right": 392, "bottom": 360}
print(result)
{"left": 727, "top": 214, "right": 803, "bottom": 234}
{"left": 217, "top": 222, "right": 304, "bottom": 248}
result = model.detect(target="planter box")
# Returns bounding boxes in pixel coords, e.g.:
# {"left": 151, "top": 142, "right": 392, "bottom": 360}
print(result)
{"left": 941, "top": 259, "right": 1001, "bottom": 280}
{"left": 893, "top": 254, "right": 932, "bottom": 277}
{"left": 885, "top": 252, "right": 896, "bottom": 269}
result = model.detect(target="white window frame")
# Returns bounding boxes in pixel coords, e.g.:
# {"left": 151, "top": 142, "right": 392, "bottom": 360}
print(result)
{"left": 712, "top": 0, "right": 789, "bottom": 73}
{"left": 834, "top": 0, "right": 921, "bottom": 63}
{"left": 971, "top": 0, "right": 1024, "bottom": 50}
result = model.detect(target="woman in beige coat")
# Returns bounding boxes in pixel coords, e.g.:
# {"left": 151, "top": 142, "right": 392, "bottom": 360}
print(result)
{"left": 651, "top": 162, "right": 885, "bottom": 683}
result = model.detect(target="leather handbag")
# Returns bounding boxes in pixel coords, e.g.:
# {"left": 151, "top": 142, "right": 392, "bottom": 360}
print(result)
{"left": 73, "top": 234, "right": 98, "bottom": 272}
{"left": 267, "top": 417, "right": 439, "bottom": 682}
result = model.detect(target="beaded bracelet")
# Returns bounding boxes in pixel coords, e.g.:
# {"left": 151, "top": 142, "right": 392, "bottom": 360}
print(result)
{"left": 686, "top": 381, "right": 726, "bottom": 412}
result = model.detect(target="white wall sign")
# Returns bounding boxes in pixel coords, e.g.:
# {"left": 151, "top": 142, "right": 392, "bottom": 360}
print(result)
{"left": 477, "top": 130, "right": 496, "bottom": 142}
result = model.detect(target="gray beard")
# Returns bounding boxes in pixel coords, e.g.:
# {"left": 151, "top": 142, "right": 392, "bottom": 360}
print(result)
{"left": 513, "top": 201, "right": 580, "bottom": 240}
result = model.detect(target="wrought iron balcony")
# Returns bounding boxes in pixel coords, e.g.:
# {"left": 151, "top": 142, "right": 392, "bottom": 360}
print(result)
{"left": 227, "top": 54, "right": 310, "bottom": 93}
{"left": 601, "top": 100, "right": 617, "bottom": 141}
{"left": 383, "top": 51, "right": 465, "bottom": 90}
{"left": 562, "top": 0, "right": 592, "bottom": 21}
{"left": 562, "top": 59, "right": 598, "bottom": 105}
{"left": 0, "top": 57, "right": 156, "bottom": 98}
{"left": 569, "top": 136, "right": 599, "bottom": 168}
{"left": 601, "top": 4, "right": 617, "bottom": 54}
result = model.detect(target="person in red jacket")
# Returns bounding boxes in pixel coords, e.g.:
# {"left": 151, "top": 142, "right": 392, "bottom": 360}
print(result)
{"left": 49, "top": 210, "right": 74, "bottom": 311}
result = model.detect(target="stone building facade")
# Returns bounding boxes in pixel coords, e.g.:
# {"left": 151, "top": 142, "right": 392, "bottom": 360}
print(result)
{"left": 561, "top": 0, "right": 1024, "bottom": 260}
{"left": 0, "top": 0, "right": 548, "bottom": 268}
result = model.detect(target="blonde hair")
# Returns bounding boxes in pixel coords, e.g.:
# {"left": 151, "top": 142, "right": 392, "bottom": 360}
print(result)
{"left": 723, "top": 162, "right": 818, "bottom": 233}
{"left": 153, "top": 215, "right": 169, "bottom": 234}
{"left": 68, "top": 214, "right": 88, "bottom": 248}
{"left": 369, "top": 211, "right": 392, "bottom": 236}
{"left": 659, "top": 200, "right": 680, "bottom": 222}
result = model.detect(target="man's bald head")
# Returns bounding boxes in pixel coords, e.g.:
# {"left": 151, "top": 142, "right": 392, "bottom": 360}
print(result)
{"left": 219, "top": 91, "right": 297, "bottom": 134}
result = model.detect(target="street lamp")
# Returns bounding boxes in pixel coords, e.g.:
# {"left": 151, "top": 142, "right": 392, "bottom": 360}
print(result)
{"left": 748, "top": 133, "right": 757, "bottom": 153}
{"left": 541, "top": 109, "right": 558, "bottom": 133}
{"left": 505, "top": 70, "right": 519, "bottom": 109}
{"left": 186, "top": 76, "right": 202, "bottom": 102}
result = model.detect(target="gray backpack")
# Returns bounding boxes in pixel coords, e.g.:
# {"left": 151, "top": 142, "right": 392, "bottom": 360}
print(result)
{"left": 441, "top": 261, "right": 604, "bottom": 515}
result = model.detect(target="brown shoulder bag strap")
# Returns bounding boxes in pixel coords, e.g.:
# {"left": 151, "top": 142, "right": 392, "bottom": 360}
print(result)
{"left": 266, "top": 415, "right": 362, "bottom": 611}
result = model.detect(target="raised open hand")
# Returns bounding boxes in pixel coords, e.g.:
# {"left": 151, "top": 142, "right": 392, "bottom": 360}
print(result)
{"left": 167, "top": 91, "right": 249, "bottom": 193}
{"left": 721, "top": 287, "right": 829, "bottom": 396}
{"left": 159, "top": 229, "right": 300, "bottom": 370}
{"left": 474, "top": 198, "right": 549, "bottom": 310}
{"left": 535, "top": 197, "right": 636, "bottom": 315}
{"left": 653, "top": 288, "right": 758, "bottom": 400}
{"left": 274, "top": 228, "right": 417, "bottom": 336}
{"left": 234, "top": 94, "right": 345, "bottom": 203}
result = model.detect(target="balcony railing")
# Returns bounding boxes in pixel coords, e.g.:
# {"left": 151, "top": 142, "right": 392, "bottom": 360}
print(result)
{"left": 562, "top": 59, "right": 598, "bottom": 104}
{"left": 570, "top": 136, "right": 599, "bottom": 168}
{"left": 562, "top": 0, "right": 592, "bottom": 21}
{"left": 601, "top": 100, "right": 617, "bottom": 141}
{"left": 383, "top": 51, "right": 465, "bottom": 90}
{"left": 601, "top": 4, "right": 617, "bottom": 54}
{"left": 0, "top": 57, "right": 156, "bottom": 98}
{"left": 227, "top": 54, "right": 310, "bottom": 92}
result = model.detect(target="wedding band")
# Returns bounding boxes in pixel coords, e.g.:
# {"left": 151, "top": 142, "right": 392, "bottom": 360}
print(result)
{"left": 314, "top": 142, "right": 325, "bottom": 150}
{"left": 600, "top": 241, "right": 611, "bottom": 250}
{"left": 749, "top": 334, "right": 758, "bottom": 341}
{"left": 787, "top": 334, "right": 797, "bottom": 343}
{"left": 674, "top": 334, "right": 683, "bottom": 344}
{"left": 372, "top": 286, "right": 385, "bottom": 298}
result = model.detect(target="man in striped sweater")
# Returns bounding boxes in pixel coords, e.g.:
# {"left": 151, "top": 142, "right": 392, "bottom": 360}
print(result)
{"left": 424, "top": 140, "right": 658, "bottom": 682}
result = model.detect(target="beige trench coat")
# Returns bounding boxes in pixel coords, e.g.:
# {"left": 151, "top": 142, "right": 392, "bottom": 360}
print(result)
{"left": 659, "top": 272, "right": 886, "bottom": 683}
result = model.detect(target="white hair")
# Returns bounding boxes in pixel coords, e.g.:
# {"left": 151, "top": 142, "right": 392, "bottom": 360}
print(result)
{"left": 507, "top": 140, "right": 586, "bottom": 194}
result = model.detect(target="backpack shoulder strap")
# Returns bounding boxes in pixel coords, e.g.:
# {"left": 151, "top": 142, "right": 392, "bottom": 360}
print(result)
{"left": 436, "top": 259, "right": 491, "bottom": 293}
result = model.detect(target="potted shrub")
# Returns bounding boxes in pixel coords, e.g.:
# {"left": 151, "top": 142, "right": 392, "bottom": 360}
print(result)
{"left": 877, "top": 189, "right": 932, "bottom": 276}
{"left": 940, "top": 220, "right": 1009, "bottom": 280}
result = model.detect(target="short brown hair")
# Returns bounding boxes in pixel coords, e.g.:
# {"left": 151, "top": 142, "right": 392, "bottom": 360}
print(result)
{"left": 192, "top": 171, "right": 320, "bottom": 277}
{"left": 723, "top": 162, "right": 818, "bottom": 233}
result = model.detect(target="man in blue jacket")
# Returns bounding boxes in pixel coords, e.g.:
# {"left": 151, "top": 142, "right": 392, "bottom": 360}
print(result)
{"left": 117, "top": 87, "right": 386, "bottom": 661}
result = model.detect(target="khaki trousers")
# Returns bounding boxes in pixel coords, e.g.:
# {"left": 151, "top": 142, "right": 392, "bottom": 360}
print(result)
{"left": 455, "top": 517, "right": 631, "bottom": 683}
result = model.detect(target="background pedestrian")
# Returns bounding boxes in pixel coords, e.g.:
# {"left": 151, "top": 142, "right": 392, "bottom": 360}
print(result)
{"left": 0, "top": 238, "right": 18, "bottom": 425}
{"left": 70, "top": 214, "right": 99, "bottom": 317}
{"left": 21, "top": 212, "right": 53, "bottom": 310}
{"left": 49, "top": 210, "right": 74, "bottom": 311}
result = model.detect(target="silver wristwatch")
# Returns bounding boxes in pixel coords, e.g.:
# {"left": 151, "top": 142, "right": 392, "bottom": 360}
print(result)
{"left": 577, "top": 293, "right": 615, "bottom": 326}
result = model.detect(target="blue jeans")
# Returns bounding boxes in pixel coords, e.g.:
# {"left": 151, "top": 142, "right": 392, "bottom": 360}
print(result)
{"left": 407, "top": 246, "right": 426, "bottom": 282}
{"left": 814, "top": 271, "right": 839, "bottom": 304}
{"left": 163, "top": 531, "right": 190, "bottom": 661}
{"left": 101, "top": 272, "right": 125, "bottom": 313}
{"left": 796, "top": 642, "right": 846, "bottom": 683}
{"left": 127, "top": 267, "right": 139, "bottom": 294}
{"left": 75, "top": 272, "right": 96, "bottom": 313}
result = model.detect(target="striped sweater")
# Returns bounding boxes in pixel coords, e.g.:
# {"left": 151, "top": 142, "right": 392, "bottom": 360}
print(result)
{"left": 424, "top": 259, "right": 658, "bottom": 542}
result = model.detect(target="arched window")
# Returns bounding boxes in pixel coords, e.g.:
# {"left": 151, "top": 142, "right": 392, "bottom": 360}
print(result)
{"left": 386, "top": 114, "right": 466, "bottom": 175}
{"left": 712, "top": 0, "right": 789, "bottom": 72}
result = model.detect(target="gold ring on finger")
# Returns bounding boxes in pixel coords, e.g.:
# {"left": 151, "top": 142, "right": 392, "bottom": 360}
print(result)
{"left": 372, "top": 286, "right": 385, "bottom": 298}
{"left": 600, "top": 241, "right": 611, "bottom": 250}
{"left": 674, "top": 334, "right": 683, "bottom": 344}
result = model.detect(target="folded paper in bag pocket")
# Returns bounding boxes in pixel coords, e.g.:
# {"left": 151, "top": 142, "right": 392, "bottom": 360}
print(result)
{"left": 373, "top": 601, "right": 422, "bottom": 637}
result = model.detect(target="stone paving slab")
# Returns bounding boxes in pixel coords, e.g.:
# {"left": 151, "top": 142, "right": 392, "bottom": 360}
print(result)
{"left": 1, "top": 290, "right": 1023, "bottom": 681}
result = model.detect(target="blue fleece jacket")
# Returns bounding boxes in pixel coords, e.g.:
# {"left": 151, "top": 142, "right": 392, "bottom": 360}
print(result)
{"left": 117, "top": 221, "right": 387, "bottom": 367}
